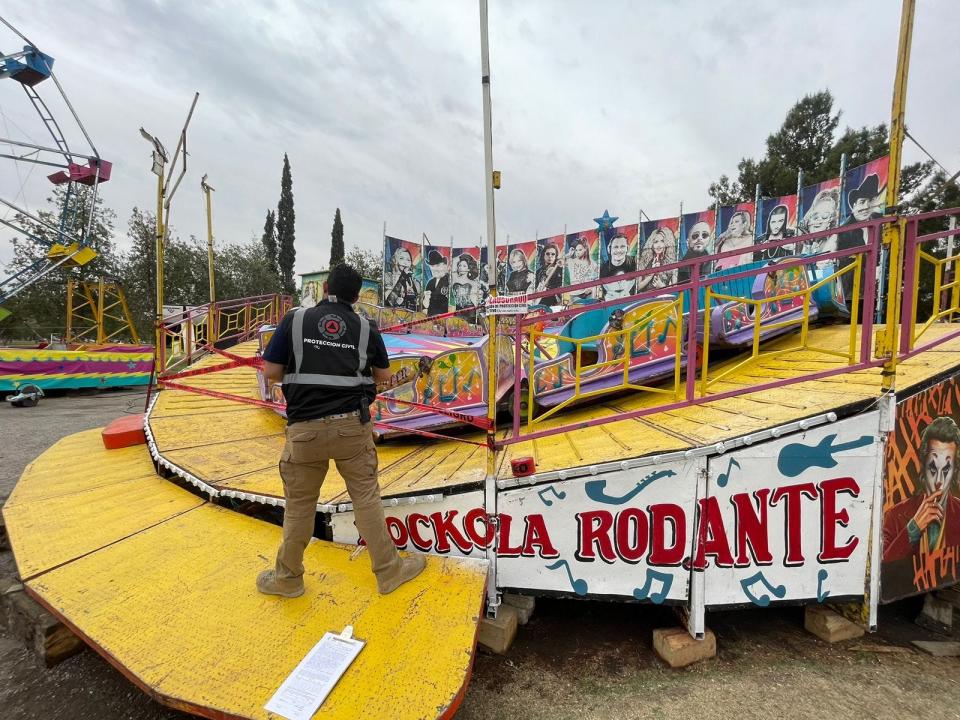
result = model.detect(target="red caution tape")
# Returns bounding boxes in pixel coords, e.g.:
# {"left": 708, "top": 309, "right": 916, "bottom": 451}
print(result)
{"left": 373, "top": 394, "right": 492, "bottom": 430}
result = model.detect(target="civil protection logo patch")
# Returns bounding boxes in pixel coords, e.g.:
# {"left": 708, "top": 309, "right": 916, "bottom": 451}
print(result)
{"left": 318, "top": 313, "right": 346, "bottom": 340}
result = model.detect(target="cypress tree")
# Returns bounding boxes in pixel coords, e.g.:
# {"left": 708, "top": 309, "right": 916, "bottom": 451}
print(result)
{"left": 330, "top": 208, "right": 344, "bottom": 267}
{"left": 276, "top": 154, "right": 296, "bottom": 294}
{"left": 260, "top": 209, "right": 278, "bottom": 282}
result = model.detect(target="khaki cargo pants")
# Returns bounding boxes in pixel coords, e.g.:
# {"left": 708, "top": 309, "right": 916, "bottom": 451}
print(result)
{"left": 274, "top": 414, "right": 401, "bottom": 586}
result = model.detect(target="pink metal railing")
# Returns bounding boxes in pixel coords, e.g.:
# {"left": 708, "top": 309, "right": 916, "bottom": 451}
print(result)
{"left": 899, "top": 207, "right": 960, "bottom": 358}
{"left": 503, "top": 218, "right": 893, "bottom": 446}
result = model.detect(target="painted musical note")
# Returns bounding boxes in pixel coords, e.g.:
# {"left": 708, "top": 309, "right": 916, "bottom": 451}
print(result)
{"left": 461, "top": 367, "right": 480, "bottom": 393}
{"left": 740, "top": 571, "right": 787, "bottom": 607}
{"left": 777, "top": 433, "right": 875, "bottom": 477}
{"left": 656, "top": 315, "right": 677, "bottom": 345}
{"left": 632, "top": 567, "right": 674, "bottom": 604}
{"left": 584, "top": 469, "right": 676, "bottom": 506}
{"left": 546, "top": 559, "right": 588, "bottom": 596}
{"left": 816, "top": 568, "right": 830, "bottom": 603}
{"left": 716, "top": 457, "right": 741, "bottom": 488}
{"left": 537, "top": 486, "right": 566, "bottom": 507}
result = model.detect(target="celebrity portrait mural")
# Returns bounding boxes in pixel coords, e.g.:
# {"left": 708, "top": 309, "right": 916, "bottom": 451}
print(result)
{"left": 882, "top": 374, "right": 960, "bottom": 602}
{"left": 598, "top": 224, "right": 639, "bottom": 302}
{"left": 563, "top": 230, "right": 600, "bottom": 301}
{"left": 753, "top": 195, "right": 799, "bottom": 262}
{"left": 678, "top": 210, "right": 714, "bottom": 282}
{"left": 534, "top": 234, "right": 565, "bottom": 306}
{"left": 422, "top": 244, "right": 452, "bottom": 317}
{"left": 637, "top": 217, "right": 679, "bottom": 291}
{"left": 837, "top": 156, "right": 889, "bottom": 303}
{"left": 383, "top": 235, "right": 423, "bottom": 311}
{"left": 799, "top": 178, "right": 842, "bottom": 272}
{"left": 504, "top": 240, "right": 537, "bottom": 294}
{"left": 448, "top": 246, "right": 484, "bottom": 322}
{"left": 714, "top": 203, "right": 755, "bottom": 271}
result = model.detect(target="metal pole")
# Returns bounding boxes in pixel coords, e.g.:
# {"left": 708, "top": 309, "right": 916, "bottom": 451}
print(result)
{"left": 944, "top": 215, "right": 958, "bottom": 319}
{"left": 479, "top": 0, "right": 500, "bottom": 618}
{"left": 753, "top": 184, "right": 762, "bottom": 242}
{"left": 155, "top": 170, "right": 166, "bottom": 369}
{"left": 202, "top": 175, "right": 216, "bottom": 303}
{"left": 880, "top": 0, "right": 915, "bottom": 391}
{"left": 96, "top": 276, "right": 106, "bottom": 344}
{"left": 381, "top": 221, "right": 387, "bottom": 305}
{"left": 65, "top": 278, "right": 75, "bottom": 343}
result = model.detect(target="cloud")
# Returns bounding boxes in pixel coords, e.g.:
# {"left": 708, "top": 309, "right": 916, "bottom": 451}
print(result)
{"left": 1, "top": 0, "right": 958, "bottom": 282}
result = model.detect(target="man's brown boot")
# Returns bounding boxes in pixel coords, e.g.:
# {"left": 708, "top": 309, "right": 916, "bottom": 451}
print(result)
{"left": 257, "top": 569, "right": 305, "bottom": 598}
{"left": 376, "top": 553, "right": 426, "bottom": 595}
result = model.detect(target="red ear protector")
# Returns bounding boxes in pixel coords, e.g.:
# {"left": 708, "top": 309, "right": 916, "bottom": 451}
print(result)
{"left": 511, "top": 456, "right": 536, "bottom": 477}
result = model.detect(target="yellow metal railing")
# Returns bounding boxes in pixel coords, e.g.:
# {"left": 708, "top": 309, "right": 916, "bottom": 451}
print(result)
{"left": 158, "top": 294, "right": 292, "bottom": 374}
{"left": 909, "top": 249, "right": 960, "bottom": 348}
{"left": 526, "top": 298, "right": 684, "bottom": 428}
{"left": 700, "top": 257, "right": 862, "bottom": 394}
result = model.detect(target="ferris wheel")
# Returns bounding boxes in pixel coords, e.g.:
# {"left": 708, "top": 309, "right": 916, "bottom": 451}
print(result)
{"left": 0, "top": 15, "right": 111, "bottom": 309}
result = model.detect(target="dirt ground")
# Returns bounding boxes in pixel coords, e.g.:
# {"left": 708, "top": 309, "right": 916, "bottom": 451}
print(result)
{"left": 2, "top": 392, "right": 959, "bottom": 720}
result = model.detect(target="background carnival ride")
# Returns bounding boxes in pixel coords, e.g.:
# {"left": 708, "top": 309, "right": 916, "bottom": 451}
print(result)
{"left": 9, "top": 2, "right": 960, "bottom": 718}
{"left": 0, "top": 18, "right": 153, "bottom": 392}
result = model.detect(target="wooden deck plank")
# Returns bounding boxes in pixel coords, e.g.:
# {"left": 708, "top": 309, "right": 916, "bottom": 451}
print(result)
{"left": 5, "top": 478, "right": 203, "bottom": 580}
{"left": 5, "top": 429, "right": 158, "bottom": 506}
{"left": 26, "top": 501, "right": 486, "bottom": 720}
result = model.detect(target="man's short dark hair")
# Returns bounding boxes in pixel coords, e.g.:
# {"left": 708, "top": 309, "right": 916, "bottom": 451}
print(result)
{"left": 327, "top": 264, "right": 362, "bottom": 303}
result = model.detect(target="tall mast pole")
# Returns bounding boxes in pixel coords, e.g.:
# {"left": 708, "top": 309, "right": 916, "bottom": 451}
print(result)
{"left": 879, "top": 0, "right": 915, "bottom": 391}
{"left": 202, "top": 174, "right": 216, "bottom": 304}
{"left": 154, "top": 158, "right": 166, "bottom": 363}
{"left": 479, "top": 0, "right": 500, "bottom": 617}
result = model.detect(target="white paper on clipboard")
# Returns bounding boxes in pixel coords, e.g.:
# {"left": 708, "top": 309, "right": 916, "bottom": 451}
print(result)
{"left": 265, "top": 626, "right": 364, "bottom": 720}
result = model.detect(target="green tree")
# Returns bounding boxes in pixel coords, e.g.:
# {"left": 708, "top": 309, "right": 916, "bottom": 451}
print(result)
{"left": 119, "top": 207, "right": 158, "bottom": 339}
{"left": 330, "top": 208, "right": 345, "bottom": 267}
{"left": 276, "top": 154, "right": 296, "bottom": 295}
{"left": 343, "top": 245, "right": 383, "bottom": 280}
{"left": 216, "top": 239, "right": 283, "bottom": 300}
{"left": 708, "top": 90, "right": 888, "bottom": 205}
{"left": 260, "top": 209, "right": 278, "bottom": 280}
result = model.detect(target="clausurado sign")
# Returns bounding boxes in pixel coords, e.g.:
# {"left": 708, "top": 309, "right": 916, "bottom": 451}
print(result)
{"left": 331, "top": 412, "right": 880, "bottom": 608}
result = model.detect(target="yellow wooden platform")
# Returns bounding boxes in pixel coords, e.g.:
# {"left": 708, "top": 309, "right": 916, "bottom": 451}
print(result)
{"left": 3, "top": 428, "right": 488, "bottom": 720}
{"left": 147, "top": 324, "right": 960, "bottom": 505}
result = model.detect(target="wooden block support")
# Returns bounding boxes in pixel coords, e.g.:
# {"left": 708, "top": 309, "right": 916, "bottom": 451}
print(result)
{"left": 478, "top": 603, "right": 518, "bottom": 654}
{"left": 805, "top": 605, "right": 865, "bottom": 643}
{"left": 502, "top": 593, "right": 535, "bottom": 625}
{"left": 652, "top": 627, "right": 716, "bottom": 668}
{"left": 0, "top": 576, "right": 84, "bottom": 667}
{"left": 937, "top": 586, "right": 960, "bottom": 610}
{"left": 911, "top": 640, "right": 960, "bottom": 656}
{"left": 916, "top": 593, "right": 954, "bottom": 635}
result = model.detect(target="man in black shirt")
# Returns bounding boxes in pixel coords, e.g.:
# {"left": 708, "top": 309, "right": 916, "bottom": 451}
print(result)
{"left": 423, "top": 250, "right": 450, "bottom": 316}
{"left": 257, "top": 264, "right": 425, "bottom": 597}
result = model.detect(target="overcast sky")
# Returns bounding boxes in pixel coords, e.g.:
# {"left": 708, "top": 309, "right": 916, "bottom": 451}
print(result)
{"left": 1, "top": 0, "right": 958, "bottom": 276}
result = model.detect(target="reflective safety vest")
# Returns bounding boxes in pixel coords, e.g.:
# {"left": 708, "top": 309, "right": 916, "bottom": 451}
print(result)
{"left": 282, "top": 304, "right": 375, "bottom": 390}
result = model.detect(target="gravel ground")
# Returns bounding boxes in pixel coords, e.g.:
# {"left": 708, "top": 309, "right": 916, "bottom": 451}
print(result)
{"left": 2, "top": 392, "right": 959, "bottom": 720}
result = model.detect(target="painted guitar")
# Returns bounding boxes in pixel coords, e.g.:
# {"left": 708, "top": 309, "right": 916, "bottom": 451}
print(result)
{"left": 776, "top": 433, "right": 874, "bottom": 478}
